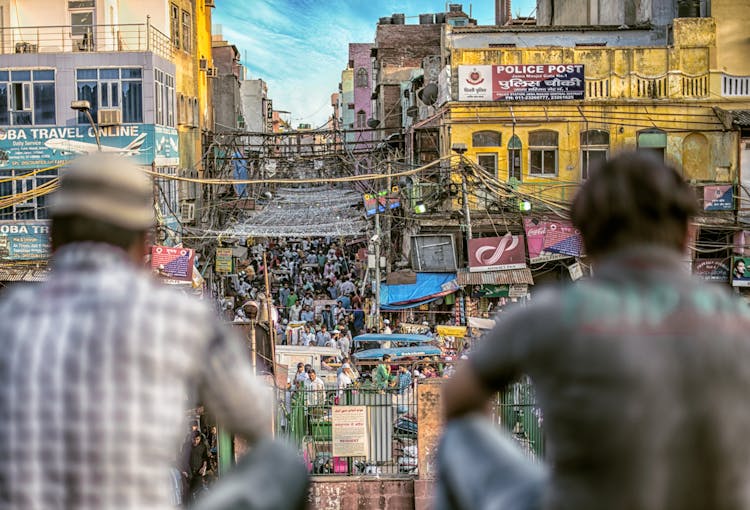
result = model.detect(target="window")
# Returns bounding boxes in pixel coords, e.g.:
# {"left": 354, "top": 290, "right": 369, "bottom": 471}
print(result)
{"left": 69, "top": 0, "right": 94, "bottom": 50}
{"left": 155, "top": 166, "right": 179, "bottom": 218}
{"left": 76, "top": 68, "right": 142, "bottom": 124}
{"left": 181, "top": 10, "right": 192, "bottom": 52}
{"left": 170, "top": 4, "right": 180, "bottom": 49}
{"left": 472, "top": 130, "right": 501, "bottom": 147}
{"left": 580, "top": 130, "right": 609, "bottom": 179}
{"left": 476, "top": 154, "right": 498, "bottom": 209}
{"left": 154, "top": 69, "right": 175, "bottom": 127}
{"left": 356, "top": 110, "right": 366, "bottom": 128}
{"left": 508, "top": 134, "right": 522, "bottom": 182}
{"left": 529, "top": 130, "right": 558, "bottom": 176}
{"left": 637, "top": 128, "right": 667, "bottom": 159}
{"left": 0, "top": 167, "right": 58, "bottom": 220}
{"left": 0, "top": 69, "right": 56, "bottom": 126}
{"left": 355, "top": 67, "right": 368, "bottom": 88}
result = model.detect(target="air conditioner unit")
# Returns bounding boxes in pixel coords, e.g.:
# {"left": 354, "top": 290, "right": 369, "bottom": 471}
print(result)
{"left": 199, "top": 58, "right": 208, "bottom": 71}
{"left": 97, "top": 108, "right": 122, "bottom": 126}
{"left": 15, "top": 42, "right": 38, "bottom": 53}
{"left": 207, "top": 67, "right": 218, "bottom": 78}
{"left": 180, "top": 202, "right": 195, "bottom": 223}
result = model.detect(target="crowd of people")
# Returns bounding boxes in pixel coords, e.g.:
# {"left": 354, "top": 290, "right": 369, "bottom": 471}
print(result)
{"left": 226, "top": 237, "right": 371, "bottom": 357}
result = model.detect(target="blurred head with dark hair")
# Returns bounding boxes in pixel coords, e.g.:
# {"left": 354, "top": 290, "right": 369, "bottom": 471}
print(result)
{"left": 571, "top": 151, "right": 698, "bottom": 259}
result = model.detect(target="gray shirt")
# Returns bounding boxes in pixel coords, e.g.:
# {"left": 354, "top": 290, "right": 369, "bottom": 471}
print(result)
{"left": 472, "top": 246, "right": 750, "bottom": 510}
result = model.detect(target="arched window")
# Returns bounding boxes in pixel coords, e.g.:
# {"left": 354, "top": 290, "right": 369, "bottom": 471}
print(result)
{"left": 472, "top": 130, "right": 501, "bottom": 147}
{"left": 637, "top": 128, "right": 667, "bottom": 159}
{"left": 356, "top": 110, "right": 366, "bottom": 128}
{"left": 529, "top": 130, "right": 558, "bottom": 176}
{"left": 682, "top": 132, "right": 709, "bottom": 180}
{"left": 580, "top": 130, "right": 609, "bottom": 179}
{"left": 355, "top": 67, "right": 368, "bottom": 88}
{"left": 508, "top": 134, "right": 522, "bottom": 181}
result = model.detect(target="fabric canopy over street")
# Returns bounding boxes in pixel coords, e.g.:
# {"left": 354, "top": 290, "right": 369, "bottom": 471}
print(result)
{"left": 380, "top": 272, "right": 458, "bottom": 310}
{"left": 216, "top": 186, "right": 368, "bottom": 238}
{"left": 455, "top": 267, "right": 534, "bottom": 286}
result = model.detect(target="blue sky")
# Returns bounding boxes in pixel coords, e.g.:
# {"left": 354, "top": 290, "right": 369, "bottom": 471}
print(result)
{"left": 214, "top": 1, "right": 536, "bottom": 128}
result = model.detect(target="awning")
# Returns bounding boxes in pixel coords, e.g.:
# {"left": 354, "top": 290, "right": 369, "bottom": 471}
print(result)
{"left": 731, "top": 110, "right": 750, "bottom": 127}
{"left": 380, "top": 272, "right": 458, "bottom": 309}
{"left": 456, "top": 267, "right": 534, "bottom": 286}
{"left": 0, "top": 266, "right": 49, "bottom": 282}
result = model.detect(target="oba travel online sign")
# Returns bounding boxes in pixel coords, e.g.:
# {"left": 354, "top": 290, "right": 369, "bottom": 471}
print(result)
{"left": 0, "top": 124, "right": 179, "bottom": 170}
{"left": 458, "top": 65, "right": 585, "bottom": 101}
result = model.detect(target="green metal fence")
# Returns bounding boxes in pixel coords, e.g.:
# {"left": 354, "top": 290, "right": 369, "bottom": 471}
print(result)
{"left": 276, "top": 386, "right": 418, "bottom": 476}
{"left": 493, "top": 376, "right": 545, "bottom": 460}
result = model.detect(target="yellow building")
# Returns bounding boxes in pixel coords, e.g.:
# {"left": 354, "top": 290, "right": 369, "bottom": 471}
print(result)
{"left": 443, "top": 14, "right": 750, "bottom": 208}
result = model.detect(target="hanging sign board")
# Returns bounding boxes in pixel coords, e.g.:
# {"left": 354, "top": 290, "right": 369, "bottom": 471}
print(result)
{"left": 215, "top": 247, "right": 233, "bottom": 273}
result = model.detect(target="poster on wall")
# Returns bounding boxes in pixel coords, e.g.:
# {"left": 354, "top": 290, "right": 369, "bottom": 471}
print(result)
{"left": 332, "top": 406, "right": 369, "bottom": 457}
{"left": 0, "top": 221, "right": 50, "bottom": 261}
{"left": 468, "top": 234, "right": 527, "bottom": 272}
{"left": 703, "top": 185, "right": 733, "bottom": 211}
{"left": 692, "top": 258, "right": 730, "bottom": 282}
{"left": 732, "top": 256, "right": 750, "bottom": 287}
{"left": 458, "top": 64, "right": 585, "bottom": 101}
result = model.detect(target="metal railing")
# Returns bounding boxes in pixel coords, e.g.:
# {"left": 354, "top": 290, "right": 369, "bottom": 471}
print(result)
{"left": 493, "top": 376, "right": 545, "bottom": 460}
{"left": 0, "top": 22, "right": 172, "bottom": 61}
{"left": 276, "top": 386, "right": 418, "bottom": 476}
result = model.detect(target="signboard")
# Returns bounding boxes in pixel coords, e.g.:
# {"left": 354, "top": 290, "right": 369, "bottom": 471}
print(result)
{"left": 458, "top": 64, "right": 585, "bottom": 101}
{"left": 332, "top": 406, "right": 369, "bottom": 457}
{"left": 0, "top": 221, "right": 50, "bottom": 260}
{"left": 732, "top": 256, "right": 750, "bottom": 287}
{"left": 436, "top": 325, "right": 467, "bottom": 338}
{"left": 364, "top": 186, "right": 400, "bottom": 217}
{"left": 524, "top": 218, "right": 584, "bottom": 263}
{"left": 468, "top": 234, "right": 526, "bottom": 272}
{"left": 703, "top": 185, "right": 733, "bottom": 211}
{"left": 0, "top": 124, "right": 178, "bottom": 169}
{"left": 508, "top": 284, "right": 529, "bottom": 298}
{"left": 692, "top": 258, "right": 730, "bottom": 282}
{"left": 151, "top": 245, "right": 195, "bottom": 281}
{"left": 215, "top": 247, "right": 233, "bottom": 273}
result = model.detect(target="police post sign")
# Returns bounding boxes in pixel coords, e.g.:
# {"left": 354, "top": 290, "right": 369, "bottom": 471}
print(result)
{"left": 458, "top": 64, "right": 585, "bottom": 101}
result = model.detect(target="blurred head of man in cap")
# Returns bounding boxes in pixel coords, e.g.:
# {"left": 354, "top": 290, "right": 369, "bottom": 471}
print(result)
{"left": 50, "top": 153, "right": 154, "bottom": 263}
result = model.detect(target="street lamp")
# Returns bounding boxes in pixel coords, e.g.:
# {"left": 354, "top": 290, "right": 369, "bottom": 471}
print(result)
{"left": 70, "top": 100, "right": 101, "bottom": 151}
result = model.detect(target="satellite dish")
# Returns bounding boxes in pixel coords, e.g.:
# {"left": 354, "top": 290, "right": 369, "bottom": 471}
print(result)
{"left": 418, "top": 83, "right": 439, "bottom": 105}
{"left": 367, "top": 118, "right": 380, "bottom": 128}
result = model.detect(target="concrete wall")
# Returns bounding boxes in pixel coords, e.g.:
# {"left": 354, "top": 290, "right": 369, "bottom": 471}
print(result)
{"left": 536, "top": 0, "right": 676, "bottom": 26}
{"left": 213, "top": 75, "right": 240, "bottom": 132}
{"left": 448, "top": 28, "right": 666, "bottom": 48}
{"left": 713, "top": 0, "right": 750, "bottom": 75}
{"left": 240, "top": 79, "right": 267, "bottom": 145}
{"left": 308, "top": 478, "right": 415, "bottom": 510}
{"left": 350, "top": 42, "right": 374, "bottom": 143}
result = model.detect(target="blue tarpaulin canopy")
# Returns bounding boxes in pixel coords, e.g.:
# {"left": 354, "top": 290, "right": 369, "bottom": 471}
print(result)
{"left": 380, "top": 272, "right": 457, "bottom": 310}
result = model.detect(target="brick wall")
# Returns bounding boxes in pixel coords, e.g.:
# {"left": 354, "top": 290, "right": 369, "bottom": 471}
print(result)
{"left": 308, "top": 477, "right": 414, "bottom": 510}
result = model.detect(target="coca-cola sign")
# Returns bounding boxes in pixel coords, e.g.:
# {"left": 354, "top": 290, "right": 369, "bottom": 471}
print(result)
{"left": 468, "top": 234, "right": 527, "bottom": 272}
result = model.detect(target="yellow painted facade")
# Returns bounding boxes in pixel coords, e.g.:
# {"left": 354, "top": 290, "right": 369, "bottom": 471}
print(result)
{"left": 445, "top": 16, "right": 750, "bottom": 208}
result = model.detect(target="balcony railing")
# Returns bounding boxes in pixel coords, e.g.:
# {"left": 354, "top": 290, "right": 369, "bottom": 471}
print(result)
{"left": 0, "top": 22, "right": 173, "bottom": 61}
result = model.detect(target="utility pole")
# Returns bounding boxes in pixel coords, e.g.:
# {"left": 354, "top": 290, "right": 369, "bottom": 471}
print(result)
{"left": 374, "top": 213, "right": 382, "bottom": 332}
{"left": 384, "top": 162, "right": 392, "bottom": 274}
{"left": 460, "top": 155, "right": 473, "bottom": 240}
{"left": 263, "top": 251, "right": 276, "bottom": 367}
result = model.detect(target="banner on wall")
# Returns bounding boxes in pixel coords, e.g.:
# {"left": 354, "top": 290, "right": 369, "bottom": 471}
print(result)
{"left": 0, "top": 221, "right": 50, "bottom": 261}
{"left": 458, "top": 64, "right": 585, "bottom": 101}
{"left": 523, "top": 218, "right": 585, "bottom": 263}
{"left": 468, "top": 234, "right": 527, "bottom": 272}
{"left": 0, "top": 124, "right": 178, "bottom": 169}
